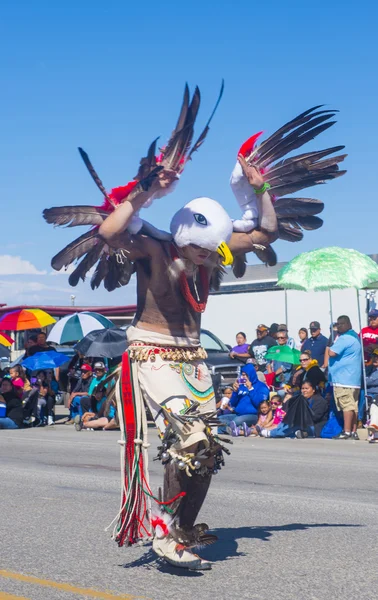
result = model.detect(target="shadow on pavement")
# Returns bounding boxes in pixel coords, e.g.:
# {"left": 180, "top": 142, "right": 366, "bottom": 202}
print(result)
{"left": 120, "top": 522, "right": 362, "bottom": 575}
{"left": 201, "top": 522, "right": 363, "bottom": 562}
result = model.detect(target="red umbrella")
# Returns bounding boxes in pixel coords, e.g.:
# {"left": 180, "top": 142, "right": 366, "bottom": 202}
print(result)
{"left": 0, "top": 332, "right": 15, "bottom": 346}
{"left": 0, "top": 309, "right": 56, "bottom": 331}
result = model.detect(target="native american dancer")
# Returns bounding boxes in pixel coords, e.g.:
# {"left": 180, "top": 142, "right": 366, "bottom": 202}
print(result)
{"left": 44, "top": 85, "right": 346, "bottom": 570}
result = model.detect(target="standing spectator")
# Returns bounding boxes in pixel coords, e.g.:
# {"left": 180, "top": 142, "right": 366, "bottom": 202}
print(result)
{"left": 301, "top": 321, "right": 328, "bottom": 367}
{"left": 329, "top": 315, "right": 362, "bottom": 440}
{"left": 296, "top": 328, "right": 308, "bottom": 350}
{"left": 360, "top": 309, "right": 378, "bottom": 361}
{"left": 277, "top": 324, "right": 295, "bottom": 349}
{"left": 269, "top": 323, "right": 279, "bottom": 340}
{"left": 266, "top": 330, "right": 293, "bottom": 392}
{"left": 66, "top": 364, "right": 93, "bottom": 424}
{"left": 24, "top": 335, "right": 38, "bottom": 357}
{"left": 27, "top": 332, "right": 56, "bottom": 356}
{"left": 229, "top": 332, "right": 250, "bottom": 362}
{"left": 0, "top": 379, "right": 24, "bottom": 429}
{"left": 248, "top": 325, "right": 277, "bottom": 372}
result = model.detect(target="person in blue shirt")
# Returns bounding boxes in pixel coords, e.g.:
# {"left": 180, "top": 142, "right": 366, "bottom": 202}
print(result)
{"left": 329, "top": 315, "right": 362, "bottom": 440}
{"left": 301, "top": 321, "right": 328, "bottom": 367}
{"left": 217, "top": 363, "right": 269, "bottom": 434}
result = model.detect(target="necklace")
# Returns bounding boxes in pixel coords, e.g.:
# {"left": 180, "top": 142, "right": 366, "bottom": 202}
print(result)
{"left": 170, "top": 244, "right": 209, "bottom": 313}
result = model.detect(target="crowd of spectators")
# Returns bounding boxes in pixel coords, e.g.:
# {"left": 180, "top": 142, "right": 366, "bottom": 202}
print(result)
{"left": 2, "top": 310, "right": 378, "bottom": 442}
{"left": 222, "top": 310, "right": 378, "bottom": 442}
{"left": 0, "top": 335, "right": 119, "bottom": 432}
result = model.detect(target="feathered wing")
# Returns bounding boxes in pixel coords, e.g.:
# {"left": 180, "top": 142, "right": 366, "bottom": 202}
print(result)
{"left": 44, "top": 84, "right": 223, "bottom": 290}
{"left": 232, "top": 106, "right": 347, "bottom": 265}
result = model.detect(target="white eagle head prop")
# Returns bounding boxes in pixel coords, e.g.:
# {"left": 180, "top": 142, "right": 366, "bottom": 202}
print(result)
{"left": 170, "top": 197, "right": 233, "bottom": 266}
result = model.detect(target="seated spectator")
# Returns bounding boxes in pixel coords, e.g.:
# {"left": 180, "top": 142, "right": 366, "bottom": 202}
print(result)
{"left": 0, "top": 379, "right": 24, "bottom": 429}
{"left": 229, "top": 332, "right": 250, "bottom": 362}
{"left": 218, "top": 364, "right": 270, "bottom": 435}
{"left": 248, "top": 400, "right": 273, "bottom": 436}
{"left": 27, "top": 332, "right": 56, "bottom": 356}
{"left": 289, "top": 350, "right": 326, "bottom": 392}
{"left": 9, "top": 365, "right": 32, "bottom": 398}
{"left": 266, "top": 330, "right": 293, "bottom": 392}
{"left": 301, "top": 321, "right": 328, "bottom": 367}
{"left": 296, "top": 327, "right": 308, "bottom": 350}
{"left": 23, "top": 379, "right": 56, "bottom": 426}
{"left": 277, "top": 324, "right": 295, "bottom": 349}
{"left": 66, "top": 364, "right": 93, "bottom": 424}
{"left": 45, "top": 369, "right": 59, "bottom": 396}
{"left": 74, "top": 387, "right": 117, "bottom": 431}
{"left": 366, "top": 352, "right": 378, "bottom": 398}
{"left": 248, "top": 325, "right": 277, "bottom": 372}
{"left": 259, "top": 394, "right": 286, "bottom": 434}
{"left": 216, "top": 386, "right": 233, "bottom": 415}
{"left": 260, "top": 381, "right": 328, "bottom": 438}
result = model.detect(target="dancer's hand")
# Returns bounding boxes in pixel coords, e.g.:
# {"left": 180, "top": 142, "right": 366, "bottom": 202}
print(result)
{"left": 238, "top": 155, "right": 264, "bottom": 189}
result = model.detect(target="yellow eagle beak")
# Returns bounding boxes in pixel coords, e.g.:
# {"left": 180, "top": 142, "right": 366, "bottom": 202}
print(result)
{"left": 217, "top": 241, "right": 233, "bottom": 266}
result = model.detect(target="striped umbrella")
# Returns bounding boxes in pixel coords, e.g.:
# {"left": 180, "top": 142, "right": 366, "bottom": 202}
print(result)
{"left": 0, "top": 332, "right": 15, "bottom": 347}
{"left": 47, "top": 312, "right": 115, "bottom": 344}
{"left": 0, "top": 309, "right": 56, "bottom": 331}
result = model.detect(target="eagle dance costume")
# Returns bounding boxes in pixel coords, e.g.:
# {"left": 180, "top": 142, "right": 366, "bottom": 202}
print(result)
{"left": 44, "top": 84, "right": 346, "bottom": 570}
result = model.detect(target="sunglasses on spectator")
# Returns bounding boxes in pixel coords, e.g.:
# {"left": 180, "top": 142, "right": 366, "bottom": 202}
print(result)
{"left": 271, "top": 401, "right": 280, "bottom": 406}
{"left": 300, "top": 358, "right": 310, "bottom": 362}
{"left": 277, "top": 336, "right": 287, "bottom": 340}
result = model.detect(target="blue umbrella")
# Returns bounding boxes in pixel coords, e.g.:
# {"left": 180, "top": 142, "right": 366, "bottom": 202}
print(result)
{"left": 22, "top": 351, "right": 71, "bottom": 371}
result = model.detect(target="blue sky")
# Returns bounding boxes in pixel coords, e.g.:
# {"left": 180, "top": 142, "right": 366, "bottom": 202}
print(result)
{"left": 1, "top": 0, "right": 377, "bottom": 307}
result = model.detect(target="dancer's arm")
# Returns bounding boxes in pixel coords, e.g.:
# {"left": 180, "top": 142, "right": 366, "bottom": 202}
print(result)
{"left": 229, "top": 156, "right": 278, "bottom": 255}
{"left": 99, "top": 170, "right": 177, "bottom": 252}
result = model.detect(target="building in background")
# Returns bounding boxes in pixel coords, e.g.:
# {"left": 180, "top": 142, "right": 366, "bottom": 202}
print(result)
{"left": 202, "top": 257, "right": 378, "bottom": 346}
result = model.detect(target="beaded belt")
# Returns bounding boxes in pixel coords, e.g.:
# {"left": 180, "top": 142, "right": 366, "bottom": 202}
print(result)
{"left": 128, "top": 342, "right": 208, "bottom": 363}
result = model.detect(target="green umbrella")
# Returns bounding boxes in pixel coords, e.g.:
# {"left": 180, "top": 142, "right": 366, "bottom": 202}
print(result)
{"left": 277, "top": 247, "right": 378, "bottom": 291}
{"left": 277, "top": 246, "right": 378, "bottom": 407}
{"left": 265, "top": 345, "right": 301, "bottom": 365}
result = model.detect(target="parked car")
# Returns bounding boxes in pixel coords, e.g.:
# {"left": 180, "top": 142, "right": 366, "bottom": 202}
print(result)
{"left": 200, "top": 329, "right": 243, "bottom": 391}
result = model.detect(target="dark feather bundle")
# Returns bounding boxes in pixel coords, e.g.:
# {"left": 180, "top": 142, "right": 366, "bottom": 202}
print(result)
{"left": 78, "top": 147, "right": 115, "bottom": 207}
{"left": 90, "top": 254, "right": 109, "bottom": 290}
{"left": 68, "top": 244, "right": 104, "bottom": 286}
{"left": 43, "top": 206, "right": 108, "bottom": 228}
{"left": 210, "top": 265, "right": 226, "bottom": 291}
{"left": 253, "top": 245, "right": 277, "bottom": 266}
{"left": 273, "top": 198, "right": 324, "bottom": 218}
{"left": 51, "top": 230, "right": 100, "bottom": 271}
{"left": 232, "top": 254, "right": 247, "bottom": 278}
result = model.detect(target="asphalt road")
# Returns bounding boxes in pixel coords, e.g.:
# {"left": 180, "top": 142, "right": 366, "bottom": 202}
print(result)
{"left": 1, "top": 425, "right": 378, "bottom": 600}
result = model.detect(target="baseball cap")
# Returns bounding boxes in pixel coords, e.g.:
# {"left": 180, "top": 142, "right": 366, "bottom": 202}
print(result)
{"left": 269, "top": 323, "right": 279, "bottom": 335}
{"left": 81, "top": 363, "right": 93, "bottom": 372}
{"left": 309, "top": 321, "right": 321, "bottom": 330}
{"left": 256, "top": 324, "right": 268, "bottom": 332}
{"left": 277, "top": 324, "right": 288, "bottom": 332}
{"left": 93, "top": 361, "right": 106, "bottom": 370}
{"left": 368, "top": 309, "right": 378, "bottom": 319}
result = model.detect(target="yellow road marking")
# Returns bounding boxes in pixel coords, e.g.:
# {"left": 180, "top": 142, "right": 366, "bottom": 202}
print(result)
{"left": 0, "top": 570, "right": 148, "bottom": 600}
{"left": 0, "top": 593, "right": 31, "bottom": 600}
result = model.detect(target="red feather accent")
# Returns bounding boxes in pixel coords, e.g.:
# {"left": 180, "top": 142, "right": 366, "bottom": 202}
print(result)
{"left": 101, "top": 181, "right": 138, "bottom": 211}
{"left": 238, "top": 131, "right": 264, "bottom": 157}
{"left": 151, "top": 517, "right": 170, "bottom": 537}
